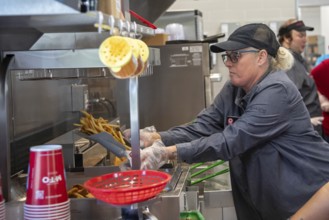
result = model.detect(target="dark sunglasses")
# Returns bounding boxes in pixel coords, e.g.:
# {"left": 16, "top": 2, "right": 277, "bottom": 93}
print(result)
{"left": 221, "top": 50, "right": 260, "bottom": 63}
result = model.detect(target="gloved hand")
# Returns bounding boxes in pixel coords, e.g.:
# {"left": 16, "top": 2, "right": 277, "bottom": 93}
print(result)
{"left": 123, "top": 126, "right": 160, "bottom": 148}
{"left": 118, "top": 150, "right": 132, "bottom": 171}
{"left": 311, "top": 117, "right": 324, "bottom": 126}
{"left": 140, "top": 140, "right": 168, "bottom": 170}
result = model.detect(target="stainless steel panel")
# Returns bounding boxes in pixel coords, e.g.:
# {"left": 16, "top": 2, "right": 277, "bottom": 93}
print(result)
{"left": 184, "top": 190, "right": 199, "bottom": 211}
{"left": 204, "top": 190, "right": 235, "bottom": 208}
{"left": 0, "top": 0, "right": 77, "bottom": 15}
{"left": 223, "top": 207, "right": 238, "bottom": 220}
{"left": 30, "top": 33, "right": 109, "bottom": 51}
{"left": 116, "top": 43, "right": 210, "bottom": 131}
{"left": 5, "top": 200, "right": 122, "bottom": 220}
{"left": 0, "top": 55, "right": 13, "bottom": 201}
{"left": 200, "top": 201, "right": 237, "bottom": 220}
{"left": 5, "top": 48, "right": 160, "bottom": 69}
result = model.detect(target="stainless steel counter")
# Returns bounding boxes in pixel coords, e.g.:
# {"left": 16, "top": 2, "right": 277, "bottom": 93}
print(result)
{"left": 5, "top": 163, "right": 238, "bottom": 220}
{"left": 5, "top": 165, "right": 190, "bottom": 220}
{"left": 187, "top": 162, "right": 237, "bottom": 220}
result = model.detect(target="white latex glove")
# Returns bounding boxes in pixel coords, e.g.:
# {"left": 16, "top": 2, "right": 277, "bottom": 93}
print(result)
{"left": 123, "top": 126, "right": 159, "bottom": 148}
{"left": 321, "top": 103, "right": 329, "bottom": 112}
{"left": 311, "top": 116, "right": 324, "bottom": 126}
{"left": 140, "top": 140, "right": 168, "bottom": 170}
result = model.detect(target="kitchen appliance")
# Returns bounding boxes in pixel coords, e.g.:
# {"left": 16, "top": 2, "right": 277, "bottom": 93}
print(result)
{"left": 165, "top": 23, "right": 186, "bottom": 41}
{"left": 45, "top": 130, "right": 109, "bottom": 170}
{"left": 155, "top": 10, "right": 204, "bottom": 41}
{"left": 0, "top": 9, "right": 160, "bottom": 202}
{"left": 0, "top": 2, "right": 237, "bottom": 219}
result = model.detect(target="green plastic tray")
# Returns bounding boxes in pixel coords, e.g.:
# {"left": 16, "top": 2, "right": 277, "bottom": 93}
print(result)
{"left": 180, "top": 211, "right": 205, "bottom": 220}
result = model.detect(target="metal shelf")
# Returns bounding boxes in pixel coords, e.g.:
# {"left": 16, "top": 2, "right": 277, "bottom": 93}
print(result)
{"left": 87, "top": 11, "right": 156, "bottom": 36}
{"left": 5, "top": 48, "right": 160, "bottom": 72}
{"left": 0, "top": 11, "right": 155, "bottom": 51}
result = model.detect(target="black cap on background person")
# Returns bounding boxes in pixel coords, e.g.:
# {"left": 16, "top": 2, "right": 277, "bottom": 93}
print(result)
{"left": 277, "top": 19, "right": 314, "bottom": 54}
{"left": 278, "top": 20, "right": 314, "bottom": 37}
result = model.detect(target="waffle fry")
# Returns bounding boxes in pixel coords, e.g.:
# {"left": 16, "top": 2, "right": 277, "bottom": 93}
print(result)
{"left": 99, "top": 36, "right": 133, "bottom": 68}
{"left": 135, "top": 39, "right": 149, "bottom": 62}
{"left": 98, "top": 36, "right": 150, "bottom": 78}
{"left": 74, "top": 111, "right": 131, "bottom": 151}
{"left": 135, "top": 39, "right": 149, "bottom": 75}
{"left": 126, "top": 37, "right": 140, "bottom": 59}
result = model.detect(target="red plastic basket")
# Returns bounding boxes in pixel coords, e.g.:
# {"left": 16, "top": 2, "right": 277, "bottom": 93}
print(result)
{"left": 84, "top": 170, "right": 171, "bottom": 206}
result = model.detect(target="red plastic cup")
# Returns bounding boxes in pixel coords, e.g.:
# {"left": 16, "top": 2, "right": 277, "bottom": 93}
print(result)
{"left": 24, "top": 210, "right": 70, "bottom": 218}
{"left": 24, "top": 200, "right": 70, "bottom": 220}
{"left": 25, "top": 145, "right": 68, "bottom": 206}
{"left": 24, "top": 206, "right": 69, "bottom": 215}
{"left": 24, "top": 200, "right": 70, "bottom": 210}
{"left": 24, "top": 213, "right": 70, "bottom": 220}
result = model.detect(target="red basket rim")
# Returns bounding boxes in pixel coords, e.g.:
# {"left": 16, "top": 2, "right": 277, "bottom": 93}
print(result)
{"left": 84, "top": 170, "right": 171, "bottom": 193}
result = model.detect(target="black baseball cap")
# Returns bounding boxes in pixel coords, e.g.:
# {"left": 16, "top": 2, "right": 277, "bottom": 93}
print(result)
{"left": 210, "top": 23, "right": 280, "bottom": 57}
{"left": 278, "top": 20, "right": 314, "bottom": 36}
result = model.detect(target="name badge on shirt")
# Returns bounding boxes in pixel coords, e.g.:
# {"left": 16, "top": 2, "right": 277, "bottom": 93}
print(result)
{"left": 226, "top": 116, "right": 239, "bottom": 125}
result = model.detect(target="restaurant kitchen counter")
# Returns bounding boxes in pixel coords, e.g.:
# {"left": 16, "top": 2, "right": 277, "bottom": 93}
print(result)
{"left": 5, "top": 162, "right": 237, "bottom": 219}
{"left": 4, "top": 165, "right": 190, "bottom": 220}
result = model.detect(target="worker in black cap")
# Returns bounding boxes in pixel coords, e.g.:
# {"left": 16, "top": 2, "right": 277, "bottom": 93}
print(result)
{"left": 125, "top": 23, "right": 329, "bottom": 220}
{"left": 278, "top": 19, "right": 323, "bottom": 136}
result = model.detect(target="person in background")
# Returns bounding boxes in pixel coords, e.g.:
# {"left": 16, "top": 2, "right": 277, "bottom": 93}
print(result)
{"left": 125, "top": 23, "right": 329, "bottom": 220}
{"left": 311, "top": 59, "right": 329, "bottom": 142}
{"left": 277, "top": 19, "right": 324, "bottom": 135}
{"left": 315, "top": 45, "right": 329, "bottom": 66}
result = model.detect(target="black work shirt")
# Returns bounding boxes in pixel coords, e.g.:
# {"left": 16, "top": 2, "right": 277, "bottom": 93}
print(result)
{"left": 286, "top": 51, "right": 322, "bottom": 118}
{"left": 160, "top": 70, "right": 329, "bottom": 220}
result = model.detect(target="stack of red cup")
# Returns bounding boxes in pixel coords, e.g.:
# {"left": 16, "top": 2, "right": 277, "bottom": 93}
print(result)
{"left": 0, "top": 173, "right": 5, "bottom": 220}
{"left": 24, "top": 145, "right": 70, "bottom": 220}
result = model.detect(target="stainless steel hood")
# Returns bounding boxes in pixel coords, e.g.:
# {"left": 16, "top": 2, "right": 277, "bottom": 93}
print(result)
{"left": 0, "top": 0, "right": 175, "bottom": 51}
{"left": 55, "top": 0, "right": 177, "bottom": 24}
{"left": 129, "top": 0, "right": 176, "bottom": 23}
{"left": 0, "top": 0, "right": 78, "bottom": 15}
{"left": 0, "top": 0, "right": 78, "bottom": 51}
{"left": 0, "top": 13, "right": 107, "bottom": 51}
